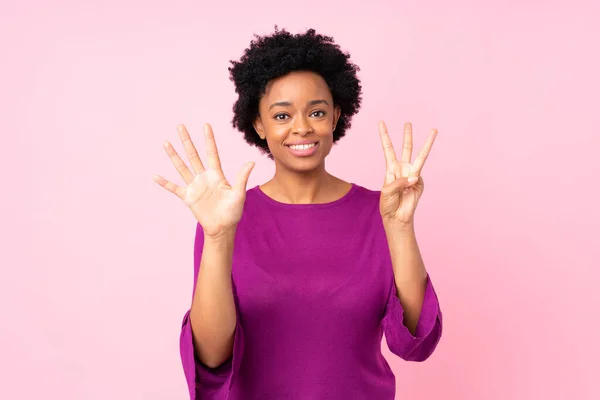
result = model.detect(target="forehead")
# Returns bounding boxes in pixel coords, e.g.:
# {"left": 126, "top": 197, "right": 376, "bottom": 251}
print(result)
{"left": 262, "top": 71, "right": 332, "bottom": 104}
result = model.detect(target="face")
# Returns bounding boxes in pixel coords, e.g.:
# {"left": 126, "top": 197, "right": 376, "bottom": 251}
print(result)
{"left": 253, "top": 70, "right": 341, "bottom": 173}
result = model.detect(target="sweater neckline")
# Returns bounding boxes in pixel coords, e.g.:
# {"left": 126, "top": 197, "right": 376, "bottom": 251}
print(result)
{"left": 250, "top": 183, "right": 359, "bottom": 210}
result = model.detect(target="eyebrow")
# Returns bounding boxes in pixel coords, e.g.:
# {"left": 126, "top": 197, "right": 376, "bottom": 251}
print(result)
{"left": 268, "top": 99, "right": 330, "bottom": 110}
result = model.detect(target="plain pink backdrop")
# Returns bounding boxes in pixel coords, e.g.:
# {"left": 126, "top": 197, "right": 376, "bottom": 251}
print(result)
{"left": 2, "top": 0, "right": 599, "bottom": 399}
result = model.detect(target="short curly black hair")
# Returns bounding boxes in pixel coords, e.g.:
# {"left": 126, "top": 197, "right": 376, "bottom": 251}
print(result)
{"left": 228, "top": 27, "right": 362, "bottom": 157}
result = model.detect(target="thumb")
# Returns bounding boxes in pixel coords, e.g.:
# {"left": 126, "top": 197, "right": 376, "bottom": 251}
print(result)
{"left": 234, "top": 161, "right": 256, "bottom": 193}
{"left": 386, "top": 175, "right": 418, "bottom": 193}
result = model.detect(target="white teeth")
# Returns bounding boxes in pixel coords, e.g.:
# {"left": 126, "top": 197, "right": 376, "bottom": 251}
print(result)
{"left": 289, "top": 143, "right": 316, "bottom": 150}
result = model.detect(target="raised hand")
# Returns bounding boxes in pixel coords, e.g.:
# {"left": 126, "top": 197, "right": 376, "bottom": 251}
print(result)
{"left": 378, "top": 121, "right": 437, "bottom": 226}
{"left": 153, "top": 124, "right": 255, "bottom": 238}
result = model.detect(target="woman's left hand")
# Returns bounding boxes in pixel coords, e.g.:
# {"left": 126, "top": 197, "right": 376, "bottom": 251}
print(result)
{"left": 378, "top": 121, "right": 438, "bottom": 226}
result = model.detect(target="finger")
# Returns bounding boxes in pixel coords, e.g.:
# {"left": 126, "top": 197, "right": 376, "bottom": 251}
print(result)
{"left": 178, "top": 125, "right": 205, "bottom": 175}
{"left": 163, "top": 141, "right": 195, "bottom": 185}
{"left": 401, "top": 122, "right": 413, "bottom": 163}
{"left": 153, "top": 174, "right": 186, "bottom": 198}
{"left": 378, "top": 121, "right": 397, "bottom": 167}
{"left": 412, "top": 129, "right": 438, "bottom": 176}
{"left": 204, "top": 124, "right": 223, "bottom": 172}
{"left": 384, "top": 175, "right": 418, "bottom": 194}
{"left": 234, "top": 161, "right": 256, "bottom": 193}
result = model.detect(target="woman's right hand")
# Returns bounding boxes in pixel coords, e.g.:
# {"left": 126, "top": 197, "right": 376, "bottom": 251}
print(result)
{"left": 153, "top": 124, "right": 255, "bottom": 239}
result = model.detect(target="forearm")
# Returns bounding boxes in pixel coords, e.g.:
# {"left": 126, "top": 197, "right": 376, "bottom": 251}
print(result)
{"left": 383, "top": 221, "right": 428, "bottom": 335}
{"left": 190, "top": 229, "right": 237, "bottom": 368}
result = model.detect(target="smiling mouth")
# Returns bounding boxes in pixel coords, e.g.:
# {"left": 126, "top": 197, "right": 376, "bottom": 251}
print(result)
{"left": 286, "top": 142, "right": 317, "bottom": 150}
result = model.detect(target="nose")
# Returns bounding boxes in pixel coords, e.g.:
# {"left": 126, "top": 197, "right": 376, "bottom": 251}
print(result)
{"left": 292, "top": 115, "right": 313, "bottom": 136}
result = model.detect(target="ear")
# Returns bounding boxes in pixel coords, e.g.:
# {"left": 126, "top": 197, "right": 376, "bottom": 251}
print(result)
{"left": 253, "top": 115, "right": 266, "bottom": 140}
{"left": 333, "top": 106, "right": 341, "bottom": 131}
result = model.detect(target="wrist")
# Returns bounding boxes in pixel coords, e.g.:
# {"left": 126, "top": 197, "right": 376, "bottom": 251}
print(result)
{"left": 383, "top": 219, "right": 415, "bottom": 233}
{"left": 204, "top": 226, "right": 237, "bottom": 244}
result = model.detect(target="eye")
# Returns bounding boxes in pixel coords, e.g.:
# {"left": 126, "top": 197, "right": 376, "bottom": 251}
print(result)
{"left": 274, "top": 113, "right": 289, "bottom": 121}
{"left": 310, "top": 110, "right": 326, "bottom": 118}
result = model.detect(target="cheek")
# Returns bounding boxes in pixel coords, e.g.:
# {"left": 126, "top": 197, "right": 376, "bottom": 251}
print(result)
{"left": 319, "top": 130, "right": 334, "bottom": 144}
{"left": 317, "top": 134, "right": 335, "bottom": 156}
{"left": 264, "top": 122, "right": 288, "bottom": 139}
{"left": 322, "top": 141, "right": 334, "bottom": 156}
{"left": 267, "top": 132, "right": 289, "bottom": 148}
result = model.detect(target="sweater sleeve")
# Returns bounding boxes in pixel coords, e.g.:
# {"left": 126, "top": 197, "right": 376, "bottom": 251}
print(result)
{"left": 179, "top": 223, "right": 244, "bottom": 399}
{"left": 382, "top": 274, "right": 443, "bottom": 362}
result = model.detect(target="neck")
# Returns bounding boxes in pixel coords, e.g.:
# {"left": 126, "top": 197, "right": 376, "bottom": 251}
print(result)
{"left": 264, "top": 162, "right": 340, "bottom": 204}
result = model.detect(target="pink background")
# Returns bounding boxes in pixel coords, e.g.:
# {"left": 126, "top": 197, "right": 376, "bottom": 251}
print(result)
{"left": 2, "top": 0, "right": 599, "bottom": 399}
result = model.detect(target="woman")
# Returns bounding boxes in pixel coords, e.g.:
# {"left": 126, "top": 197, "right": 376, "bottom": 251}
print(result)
{"left": 154, "top": 28, "right": 443, "bottom": 400}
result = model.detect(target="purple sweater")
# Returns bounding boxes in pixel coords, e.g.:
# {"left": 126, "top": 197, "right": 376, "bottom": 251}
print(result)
{"left": 180, "top": 183, "right": 443, "bottom": 399}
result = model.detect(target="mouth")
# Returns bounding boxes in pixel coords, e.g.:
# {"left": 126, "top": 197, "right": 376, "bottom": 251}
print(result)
{"left": 285, "top": 141, "right": 319, "bottom": 156}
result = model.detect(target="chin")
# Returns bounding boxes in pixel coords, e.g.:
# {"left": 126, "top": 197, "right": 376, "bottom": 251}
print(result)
{"left": 288, "top": 160, "right": 324, "bottom": 173}
{"left": 275, "top": 154, "right": 325, "bottom": 173}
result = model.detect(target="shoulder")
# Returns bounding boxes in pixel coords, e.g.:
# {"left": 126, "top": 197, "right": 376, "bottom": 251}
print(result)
{"left": 351, "top": 183, "right": 381, "bottom": 204}
{"left": 334, "top": 183, "right": 381, "bottom": 218}
{"left": 352, "top": 183, "right": 380, "bottom": 197}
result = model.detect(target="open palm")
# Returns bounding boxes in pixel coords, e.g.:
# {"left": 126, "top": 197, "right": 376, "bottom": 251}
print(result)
{"left": 378, "top": 121, "right": 437, "bottom": 225}
{"left": 153, "top": 124, "right": 255, "bottom": 238}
